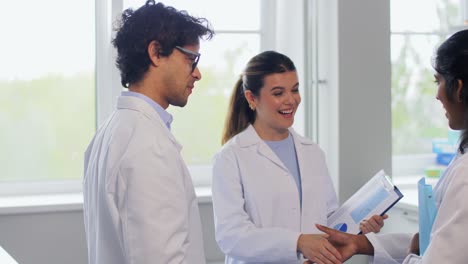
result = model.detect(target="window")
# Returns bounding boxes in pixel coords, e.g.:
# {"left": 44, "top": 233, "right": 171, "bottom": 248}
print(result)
{"left": 1, "top": 0, "right": 309, "bottom": 195}
{"left": 391, "top": 0, "right": 462, "bottom": 179}
{"left": 0, "top": 0, "right": 95, "bottom": 194}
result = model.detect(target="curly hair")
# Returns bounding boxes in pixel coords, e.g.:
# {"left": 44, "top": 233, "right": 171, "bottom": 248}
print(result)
{"left": 112, "top": 0, "right": 214, "bottom": 88}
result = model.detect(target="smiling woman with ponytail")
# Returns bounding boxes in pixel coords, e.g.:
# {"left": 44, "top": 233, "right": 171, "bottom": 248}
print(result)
{"left": 213, "top": 50, "right": 385, "bottom": 264}
{"left": 221, "top": 51, "right": 296, "bottom": 144}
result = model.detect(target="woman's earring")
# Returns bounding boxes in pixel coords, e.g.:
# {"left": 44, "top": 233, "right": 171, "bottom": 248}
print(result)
{"left": 249, "top": 104, "right": 255, "bottom": 111}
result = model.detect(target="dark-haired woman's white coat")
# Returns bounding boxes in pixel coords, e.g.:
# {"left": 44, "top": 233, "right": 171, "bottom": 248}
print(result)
{"left": 365, "top": 151, "right": 468, "bottom": 264}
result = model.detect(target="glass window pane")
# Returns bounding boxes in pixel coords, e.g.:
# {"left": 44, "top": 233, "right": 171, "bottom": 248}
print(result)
{"left": 0, "top": 0, "right": 95, "bottom": 182}
{"left": 391, "top": 0, "right": 463, "bottom": 179}
{"left": 124, "top": 0, "right": 260, "bottom": 31}
{"left": 391, "top": 0, "right": 460, "bottom": 32}
{"left": 391, "top": 34, "right": 447, "bottom": 155}
{"left": 169, "top": 34, "right": 260, "bottom": 165}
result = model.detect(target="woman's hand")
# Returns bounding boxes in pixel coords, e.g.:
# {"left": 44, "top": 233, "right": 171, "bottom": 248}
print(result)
{"left": 297, "top": 234, "right": 342, "bottom": 264}
{"left": 359, "top": 214, "right": 388, "bottom": 234}
{"left": 315, "top": 224, "right": 363, "bottom": 261}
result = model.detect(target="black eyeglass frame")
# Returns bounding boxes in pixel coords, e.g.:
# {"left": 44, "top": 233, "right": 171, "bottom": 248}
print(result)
{"left": 174, "top": 46, "right": 201, "bottom": 73}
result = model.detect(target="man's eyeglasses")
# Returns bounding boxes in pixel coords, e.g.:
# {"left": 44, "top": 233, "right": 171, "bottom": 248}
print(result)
{"left": 174, "top": 46, "right": 201, "bottom": 73}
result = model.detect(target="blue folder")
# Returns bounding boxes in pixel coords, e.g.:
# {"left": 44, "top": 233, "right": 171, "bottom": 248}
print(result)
{"left": 418, "top": 177, "right": 438, "bottom": 256}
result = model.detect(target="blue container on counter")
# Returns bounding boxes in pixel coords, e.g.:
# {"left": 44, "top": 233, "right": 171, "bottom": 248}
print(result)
{"left": 432, "top": 138, "right": 456, "bottom": 165}
{"left": 436, "top": 153, "right": 455, "bottom": 166}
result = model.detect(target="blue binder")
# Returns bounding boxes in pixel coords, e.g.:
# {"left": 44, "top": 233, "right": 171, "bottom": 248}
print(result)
{"left": 418, "top": 177, "right": 438, "bottom": 256}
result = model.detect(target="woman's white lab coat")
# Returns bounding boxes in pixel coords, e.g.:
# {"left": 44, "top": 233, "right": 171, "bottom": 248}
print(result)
{"left": 366, "top": 151, "right": 468, "bottom": 264}
{"left": 83, "top": 96, "right": 205, "bottom": 264}
{"left": 212, "top": 125, "right": 338, "bottom": 264}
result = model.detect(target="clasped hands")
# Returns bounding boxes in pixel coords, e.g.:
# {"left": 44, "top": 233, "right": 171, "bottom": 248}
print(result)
{"left": 299, "top": 214, "right": 387, "bottom": 264}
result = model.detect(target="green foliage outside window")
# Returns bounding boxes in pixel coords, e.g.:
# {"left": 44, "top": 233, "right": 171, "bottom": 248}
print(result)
{"left": 0, "top": 74, "right": 95, "bottom": 181}
{"left": 391, "top": 0, "right": 459, "bottom": 155}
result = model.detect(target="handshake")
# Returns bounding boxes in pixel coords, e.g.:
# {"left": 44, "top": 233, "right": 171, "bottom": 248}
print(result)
{"left": 299, "top": 214, "right": 388, "bottom": 264}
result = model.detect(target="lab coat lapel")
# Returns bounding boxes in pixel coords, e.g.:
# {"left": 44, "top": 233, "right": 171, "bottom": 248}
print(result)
{"left": 239, "top": 125, "right": 289, "bottom": 173}
{"left": 257, "top": 143, "right": 289, "bottom": 173}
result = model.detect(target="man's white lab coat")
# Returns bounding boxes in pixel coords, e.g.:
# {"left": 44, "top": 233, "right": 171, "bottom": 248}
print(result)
{"left": 83, "top": 96, "right": 205, "bottom": 264}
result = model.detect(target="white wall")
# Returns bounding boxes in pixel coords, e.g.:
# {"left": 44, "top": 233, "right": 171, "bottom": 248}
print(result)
{"left": 0, "top": 210, "right": 86, "bottom": 264}
{"left": 0, "top": 202, "right": 223, "bottom": 264}
{"left": 318, "top": 0, "right": 392, "bottom": 205}
{"left": 338, "top": 0, "right": 392, "bottom": 199}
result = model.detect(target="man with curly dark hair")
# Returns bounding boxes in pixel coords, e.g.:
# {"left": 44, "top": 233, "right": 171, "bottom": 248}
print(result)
{"left": 83, "top": 1, "right": 214, "bottom": 263}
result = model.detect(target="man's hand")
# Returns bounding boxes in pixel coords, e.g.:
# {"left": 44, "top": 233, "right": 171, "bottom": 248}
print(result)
{"left": 408, "top": 232, "right": 419, "bottom": 255}
{"left": 315, "top": 224, "right": 359, "bottom": 262}
{"left": 297, "top": 234, "right": 342, "bottom": 264}
{"left": 360, "top": 214, "right": 388, "bottom": 234}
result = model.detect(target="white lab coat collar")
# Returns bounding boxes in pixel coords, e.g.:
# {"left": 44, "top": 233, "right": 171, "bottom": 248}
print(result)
{"left": 116, "top": 96, "right": 183, "bottom": 151}
{"left": 236, "top": 124, "right": 314, "bottom": 172}
{"left": 236, "top": 124, "right": 314, "bottom": 147}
